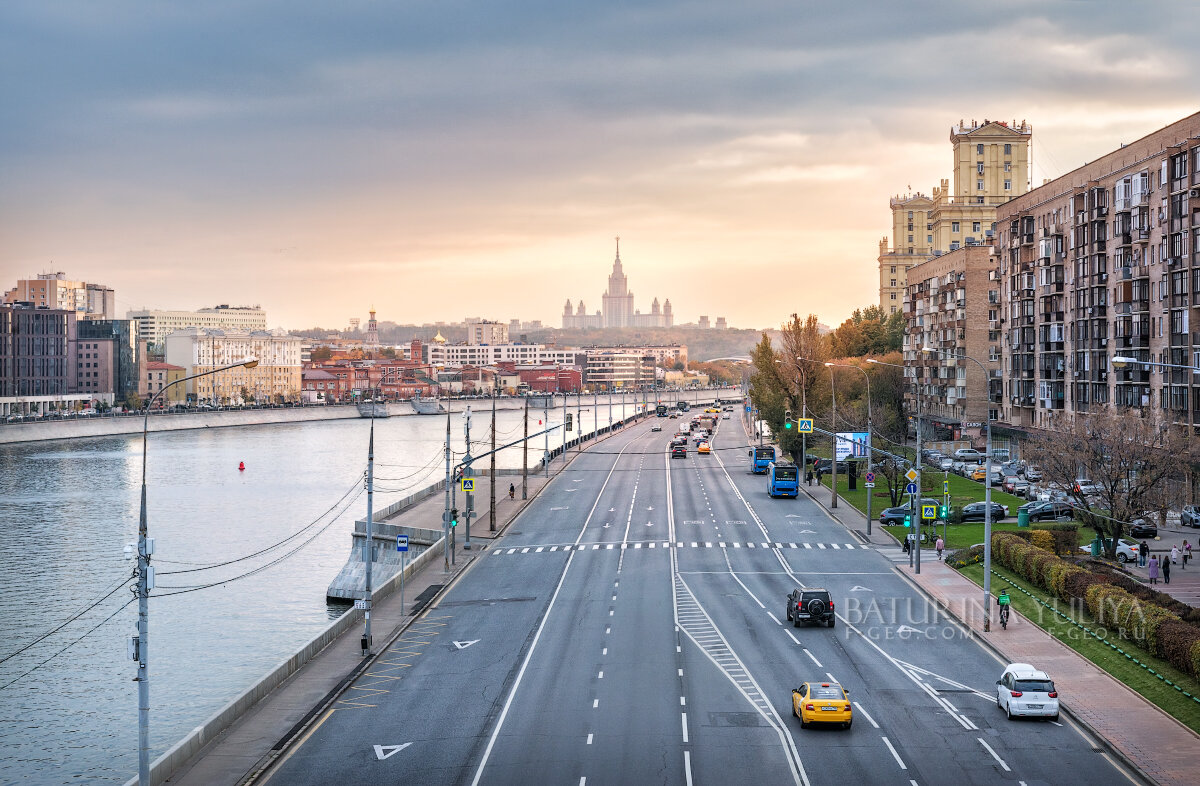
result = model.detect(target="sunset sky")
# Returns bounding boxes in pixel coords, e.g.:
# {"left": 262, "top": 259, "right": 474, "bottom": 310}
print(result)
{"left": 2, "top": 1, "right": 1198, "bottom": 331}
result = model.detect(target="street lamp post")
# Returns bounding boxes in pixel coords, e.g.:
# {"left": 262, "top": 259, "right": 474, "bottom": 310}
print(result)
{"left": 826, "top": 363, "right": 838, "bottom": 508}
{"left": 922, "top": 346, "right": 993, "bottom": 629}
{"left": 134, "top": 356, "right": 258, "bottom": 785}
{"left": 868, "top": 357, "right": 922, "bottom": 547}
{"left": 828, "top": 362, "right": 873, "bottom": 535}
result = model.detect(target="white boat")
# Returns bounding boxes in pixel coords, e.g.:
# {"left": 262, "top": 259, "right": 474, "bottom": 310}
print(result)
{"left": 357, "top": 402, "right": 389, "bottom": 418}
{"left": 410, "top": 397, "right": 445, "bottom": 415}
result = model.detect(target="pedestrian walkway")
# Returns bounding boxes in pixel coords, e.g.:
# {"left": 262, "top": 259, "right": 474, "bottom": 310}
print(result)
{"left": 801, "top": 480, "right": 1200, "bottom": 786}
{"left": 163, "top": 424, "right": 632, "bottom": 786}
{"left": 1126, "top": 545, "right": 1200, "bottom": 608}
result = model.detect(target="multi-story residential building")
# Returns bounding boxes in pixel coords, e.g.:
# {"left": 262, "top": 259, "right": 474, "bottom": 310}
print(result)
{"left": 0, "top": 303, "right": 91, "bottom": 416}
{"left": 142, "top": 362, "right": 186, "bottom": 405}
{"left": 997, "top": 111, "right": 1200, "bottom": 432}
{"left": 467, "top": 320, "right": 509, "bottom": 345}
{"left": 903, "top": 246, "right": 1002, "bottom": 443}
{"left": 428, "top": 342, "right": 583, "bottom": 368}
{"left": 164, "top": 327, "right": 301, "bottom": 404}
{"left": 4, "top": 272, "right": 115, "bottom": 320}
{"left": 127, "top": 305, "right": 267, "bottom": 350}
{"left": 879, "top": 120, "right": 1032, "bottom": 314}
{"left": 75, "top": 319, "right": 140, "bottom": 406}
{"left": 583, "top": 350, "right": 655, "bottom": 390}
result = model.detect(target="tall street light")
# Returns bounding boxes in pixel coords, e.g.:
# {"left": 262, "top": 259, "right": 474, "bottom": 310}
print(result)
{"left": 135, "top": 356, "right": 258, "bottom": 785}
{"left": 828, "top": 362, "right": 873, "bottom": 535}
{"left": 922, "top": 345, "right": 994, "bottom": 628}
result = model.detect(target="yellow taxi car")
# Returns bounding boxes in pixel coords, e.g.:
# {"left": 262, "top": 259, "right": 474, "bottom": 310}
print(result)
{"left": 697, "top": 441, "right": 712, "bottom": 454}
{"left": 792, "top": 682, "right": 852, "bottom": 729}
{"left": 971, "top": 466, "right": 988, "bottom": 482}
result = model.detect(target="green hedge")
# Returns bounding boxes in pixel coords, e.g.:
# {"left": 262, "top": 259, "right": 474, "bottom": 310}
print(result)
{"left": 987, "top": 532, "right": 1199, "bottom": 679}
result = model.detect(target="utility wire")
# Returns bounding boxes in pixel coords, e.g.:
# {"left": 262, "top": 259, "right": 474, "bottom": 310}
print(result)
{"left": 0, "top": 572, "right": 131, "bottom": 665}
{"left": 0, "top": 598, "right": 135, "bottom": 692}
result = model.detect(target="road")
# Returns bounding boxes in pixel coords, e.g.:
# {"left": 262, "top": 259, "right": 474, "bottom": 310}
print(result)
{"left": 263, "top": 415, "right": 1137, "bottom": 786}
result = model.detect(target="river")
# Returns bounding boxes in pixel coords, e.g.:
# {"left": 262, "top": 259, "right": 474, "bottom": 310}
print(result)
{"left": 0, "top": 395, "right": 659, "bottom": 785}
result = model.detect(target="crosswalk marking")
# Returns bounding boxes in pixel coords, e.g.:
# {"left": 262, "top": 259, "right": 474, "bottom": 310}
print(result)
{"left": 491, "top": 541, "right": 869, "bottom": 556}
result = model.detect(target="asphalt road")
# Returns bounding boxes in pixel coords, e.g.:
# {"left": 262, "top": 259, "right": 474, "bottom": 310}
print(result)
{"left": 263, "top": 415, "right": 1137, "bottom": 786}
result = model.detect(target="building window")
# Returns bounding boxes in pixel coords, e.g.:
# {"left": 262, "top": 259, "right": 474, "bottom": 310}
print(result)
{"left": 952, "top": 222, "right": 960, "bottom": 233}
{"left": 1004, "top": 143, "right": 1012, "bottom": 155}
{"left": 977, "top": 162, "right": 984, "bottom": 174}
{"left": 977, "top": 143, "right": 984, "bottom": 155}
{"left": 908, "top": 234, "right": 913, "bottom": 243}
{"left": 890, "top": 293, "right": 897, "bottom": 300}
{"left": 977, "top": 180, "right": 984, "bottom": 190}
{"left": 1004, "top": 162, "right": 1011, "bottom": 172}
{"left": 890, "top": 266, "right": 896, "bottom": 273}
{"left": 973, "top": 222, "right": 981, "bottom": 233}
{"left": 1004, "top": 180, "right": 1012, "bottom": 190}
{"left": 890, "top": 279, "right": 897, "bottom": 287}
{"left": 927, "top": 235, "right": 933, "bottom": 243}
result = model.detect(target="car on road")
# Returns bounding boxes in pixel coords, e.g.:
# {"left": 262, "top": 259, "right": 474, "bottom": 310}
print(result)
{"left": 1183, "top": 505, "right": 1200, "bottom": 528}
{"left": 955, "top": 448, "right": 984, "bottom": 461}
{"left": 1109, "top": 537, "right": 1141, "bottom": 563}
{"left": 1017, "top": 501, "right": 1073, "bottom": 522}
{"left": 697, "top": 442, "right": 711, "bottom": 455}
{"left": 879, "top": 506, "right": 909, "bottom": 526}
{"left": 792, "top": 681, "right": 852, "bottom": 729}
{"left": 722, "top": 413, "right": 730, "bottom": 420}
{"left": 960, "top": 501, "right": 1009, "bottom": 522}
{"left": 1128, "top": 519, "right": 1158, "bottom": 539}
{"left": 996, "top": 663, "right": 1059, "bottom": 721}
{"left": 1024, "top": 465, "right": 1043, "bottom": 482}
{"left": 650, "top": 424, "right": 662, "bottom": 432}
{"left": 971, "top": 466, "right": 988, "bottom": 482}
{"left": 671, "top": 445, "right": 687, "bottom": 459}
{"left": 785, "top": 588, "right": 835, "bottom": 628}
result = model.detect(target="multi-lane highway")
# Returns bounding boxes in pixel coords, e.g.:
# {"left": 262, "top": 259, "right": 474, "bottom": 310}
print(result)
{"left": 264, "top": 414, "right": 1136, "bottom": 786}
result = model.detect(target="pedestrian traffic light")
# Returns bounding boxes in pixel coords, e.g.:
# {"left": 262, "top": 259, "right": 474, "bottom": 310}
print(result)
{"left": 939, "top": 504, "right": 949, "bottom": 518}
{"left": 784, "top": 409, "right": 793, "bottom": 429}
{"left": 566, "top": 413, "right": 574, "bottom": 431}
{"left": 903, "top": 513, "right": 912, "bottom": 528}
{"left": 450, "top": 508, "right": 459, "bottom": 528}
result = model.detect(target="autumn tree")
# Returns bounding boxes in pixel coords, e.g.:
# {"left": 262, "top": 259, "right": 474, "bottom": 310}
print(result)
{"left": 829, "top": 306, "right": 903, "bottom": 358}
{"left": 1023, "top": 410, "right": 1183, "bottom": 557}
{"left": 748, "top": 314, "right": 832, "bottom": 465}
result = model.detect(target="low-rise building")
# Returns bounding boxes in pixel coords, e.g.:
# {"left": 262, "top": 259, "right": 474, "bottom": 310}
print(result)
{"left": 584, "top": 350, "right": 655, "bottom": 390}
{"left": 142, "top": 362, "right": 186, "bottom": 405}
{"left": 164, "top": 327, "right": 301, "bottom": 404}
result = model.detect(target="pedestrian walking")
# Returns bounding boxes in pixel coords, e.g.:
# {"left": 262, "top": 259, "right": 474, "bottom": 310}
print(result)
{"left": 935, "top": 536, "right": 945, "bottom": 561}
{"left": 805, "top": 468, "right": 814, "bottom": 486}
{"left": 1148, "top": 555, "right": 1160, "bottom": 584}
{"left": 1184, "top": 540, "right": 1191, "bottom": 569}
{"left": 1140, "top": 541, "right": 1149, "bottom": 568}
{"left": 1163, "top": 555, "right": 1171, "bottom": 585}
{"left": 508, "top": 483, "right": 515, "bottom": 501}
{"left": 1170, "top": 545, "right": 1180, "bottom": 565}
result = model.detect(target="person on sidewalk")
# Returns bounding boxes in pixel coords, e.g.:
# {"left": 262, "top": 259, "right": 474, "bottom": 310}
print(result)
{"left": 935, "top": 536, "right": 945, "bottom": 561}
{"left": 1170, "top": 544, "right": 1180, "bottom": 566}
{"left": 508, "top": 483, "right": 515, "bottom": 500}
{"left": 1139, "top": 541, "right": 1149, "bottom": 568}
{"left": 805, "top": 468, "right": 814, "bottom": 486}
{"left": 1184, "top": 540, "right": 1192, "bottom": 569}
{"left": 1148, "top": 554, "right": 1159, "bottom": 585}
{"left": 1163, "top": 554, "right": 1171, "bottom": 585}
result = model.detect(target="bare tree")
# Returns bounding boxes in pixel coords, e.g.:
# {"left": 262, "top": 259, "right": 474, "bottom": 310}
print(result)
{"left": 1024, "top": 410, "right": 1182, "bottom": 557}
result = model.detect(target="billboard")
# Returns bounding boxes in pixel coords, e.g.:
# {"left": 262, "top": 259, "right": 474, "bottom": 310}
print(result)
{"left": 835, "top": 432, "right": 869, "bottom": 461}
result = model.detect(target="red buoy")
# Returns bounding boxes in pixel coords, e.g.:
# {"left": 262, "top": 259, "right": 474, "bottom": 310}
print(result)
{"left": 238, "top": 462, "right": 245, "bottom": 471}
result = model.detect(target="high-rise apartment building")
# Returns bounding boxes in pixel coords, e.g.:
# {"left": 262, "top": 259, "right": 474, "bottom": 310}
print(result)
{"left": 127, "top": 305, "right": 267, "bottom": 349}
{"left": 997, "top": 112, "right": 1200, "bottom": 432}
{"left": 467, "top": 320, "right": 509, "bottom": 345}
{"left": 164, "top": 327, "right": 301, "bottom": 404}
{"left": 4, "top": 272, "right": 115, "bottom": 320}
{"left": 880, "top": 120, "right": 1032, "bottom": 313}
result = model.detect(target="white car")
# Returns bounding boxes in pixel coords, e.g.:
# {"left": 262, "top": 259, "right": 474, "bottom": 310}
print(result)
{"left": 955, "top": 448, "right": 984, "bottom": 460}
{"left": 651, "top": 424, "right": 662, "bottom": 432}
{"left": 996, "top": 663, "right": 1059, "bottom": 721}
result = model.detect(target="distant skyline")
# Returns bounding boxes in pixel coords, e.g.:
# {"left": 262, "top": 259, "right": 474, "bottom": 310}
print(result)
{"left": 3, "top": 2, "right": 1198, "bottom": 331}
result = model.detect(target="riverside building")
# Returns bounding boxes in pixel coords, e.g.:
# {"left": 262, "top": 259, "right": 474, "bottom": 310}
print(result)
{"left": 128, "top": 305, "right": 268, "bottom": 350}
{"left": 164, "top": 327, "right": 301, "bottom": 404}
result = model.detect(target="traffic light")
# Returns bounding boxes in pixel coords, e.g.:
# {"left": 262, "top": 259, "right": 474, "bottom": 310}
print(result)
{"left": 566, "top": 413, "right": 574, "bottom": 431}
{"left": 903, "top": 513, "right": 912, "bottom": 528}
{"left": 784, "top": 409, "right": 793, "bottom": 429}
{"left": 450, "top": 508, "right": 459, "bottom": 528}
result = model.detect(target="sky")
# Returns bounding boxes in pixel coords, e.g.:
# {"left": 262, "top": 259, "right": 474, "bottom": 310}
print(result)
{"left": 2, "top": 1, "right": 1198, "bottom": 332}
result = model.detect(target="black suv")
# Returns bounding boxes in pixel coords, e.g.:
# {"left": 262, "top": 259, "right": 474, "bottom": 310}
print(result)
{"left": 671, "top": 444, "right": 687, "bottom": 459}
{"left": 786, "top": 588, "right": 835, "bottom": 628}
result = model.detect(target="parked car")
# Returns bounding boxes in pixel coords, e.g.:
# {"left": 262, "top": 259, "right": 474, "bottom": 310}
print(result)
{"left": 971, "top": 466, "right": 988, "bottom": 482}
{"left": 1017, "top": 501, "right": 1073, "bottom": 522}
{"left": 991, "top": 448, "right": 1011, "bottom": 462}
{"left": 954, "top": 448, "right": 984, "bottom": 461}
{"left": 996, "top": 663, "right": 1059, "bottom": 721}
{"left": 1182, "top": 505, "right": 1200, "bottom": 528}
{"left": 1009, "top": 479, "right": 1030, "bottom": 498}
{"left": 879, "top": 506, "right": 911, "bottom": 526}
{"left": 1108, "top": 537, "right": 1141, "bottom": 564}
{"left": 1024, "top": 465, "right": 1043, "bottom": 482}
{"left": 960, "top": 501, "right": 1009, "bottom": 522}
{"left": 1002, "top": 476, "right": 1022, "bottom": 494}
{"left": 651, "top": 424, "right": 663, "bottom": 432}
{"left": 1128, "top": 519, "right": 1158, "bottom": 539}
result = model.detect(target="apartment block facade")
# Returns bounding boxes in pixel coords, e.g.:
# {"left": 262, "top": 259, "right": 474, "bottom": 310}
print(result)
{"left": 880, "top": 120, "right": 1032, "bottom": 314}
{"left": 903, "top": 246, "right": 1002, "bottom": 443}
{"left": 128, "top": 305, "right": 267, "bottom": 349}
{"left": 164, "top": 327, "right": 301, "bottom": 404}
{"left": 996, "top": 112, "right": 1200, "bottom": 431}
{"left": 4, "top": 272, "right": 115, "bottom": 320}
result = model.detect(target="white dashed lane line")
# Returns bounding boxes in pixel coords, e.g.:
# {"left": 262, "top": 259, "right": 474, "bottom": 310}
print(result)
{"left": 880, "top": 736, "right": 907, "bottom": 770}
{"left": 977, "top": 737, "right": 1011, "bottom": 772}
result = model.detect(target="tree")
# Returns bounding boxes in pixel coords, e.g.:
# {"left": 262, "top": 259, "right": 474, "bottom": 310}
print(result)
{"left": 1023, "top": 410, "right": 1182, "bottom": 557}
{"left": 748, "top": 314, "right": 832, "bottom": 465}
{"left": 829, "top": 306, "right": 903, "bottom": 357}
{"left": 310, "top": 346, "right": 333, "bottom": 362}
{"left": 124, "top": 391, "right": 143, "bottom": 412}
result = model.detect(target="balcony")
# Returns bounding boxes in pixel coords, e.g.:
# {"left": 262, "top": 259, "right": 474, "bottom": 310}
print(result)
{"left": 1041, "top": 311, "right": 1065, "bottom": 322}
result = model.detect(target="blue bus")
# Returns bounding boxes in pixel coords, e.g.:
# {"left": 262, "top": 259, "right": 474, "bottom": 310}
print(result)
{"left": 767, "top": 461, "right": 799, "bottom": 498}
{"left": 656, "top": 404, "right": 669, "bottom": 417}
{"left": 750, "top": 446, "right": 775, "bottom": 474}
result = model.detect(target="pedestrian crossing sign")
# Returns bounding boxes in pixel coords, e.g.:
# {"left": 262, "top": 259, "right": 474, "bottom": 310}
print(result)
{"left": 795, "top": 418, "right": 814, "bottom": 433}
{"left": 921, "top": 504, "right": 937, "bottom": 520}
{"left": 461, "top": 478, "right": 475, "bottom": 491}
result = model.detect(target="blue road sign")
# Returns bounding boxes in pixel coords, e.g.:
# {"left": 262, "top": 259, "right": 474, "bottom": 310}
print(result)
{"left": 905, "top": 482, "right": 918, "bottom": 494}
{"left": 397, "top": 534, "right": 409, "bottom": 552}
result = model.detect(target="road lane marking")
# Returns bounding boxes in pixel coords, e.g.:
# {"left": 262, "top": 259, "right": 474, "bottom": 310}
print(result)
{"left": 598, "top": 671, "right": 603, "bottom": 679}
{"left": 593, "top": 699, "right": 599, "bottom": 708}
{"left": 681, "top": 712, "right": 689, "bottom": 742}
{"left": 825, "top": 672, "right": 837, "bottom": 684}
{"left": 852, "top": 702, "right": 879, "bottom": 729}
{"left": 880, "top": 736, "right": 907, "bottom": 770}
{"left": 977, "top": 737, "right": 1011, "bottom": 772}
{"left": 785, "top": 630, "right": 800, "bottom": 645}
{"left": 586, "top": 734, "right": 593, "bottom": 745}
{"left": 684, "top": 750, "right": 693, "bottom": 786}
{"left": 680, "top": 696, "right": 686, "bottom": 705}
{"left": 802, "top": 649, "right": 822, "bottom": 667}
{"left": 602, "top": 648, "right": 607, "bottom": 655}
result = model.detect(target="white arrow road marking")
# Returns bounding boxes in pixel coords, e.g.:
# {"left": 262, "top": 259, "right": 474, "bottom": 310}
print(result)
{"left": 647, "top": 506, "right": 654, "bottom": 510}
{"left": 453, "top": 640, "right": 480, "bottom": 649}
{"left": 550, "top": 507, "right": 570, "bottom": 511}
{"left": 785, "top": 514, "right": 804, "bottom": 518}
{"left": 849, "top": 586, "right": 874, "bottom": 592}
{"left": 646, "top": 521, "right": 654, "bottom": 526}
{"left": 894, "top": 625, "right": 923, "bottom": 635}
{"left": 603, "top": 523, "right": 611, "bottom": 528}
{"left": 796, "top": 529, "right": 816, "bottom": 534}
{"left": 374, "top": 744, "right": 412, "bottom": 760}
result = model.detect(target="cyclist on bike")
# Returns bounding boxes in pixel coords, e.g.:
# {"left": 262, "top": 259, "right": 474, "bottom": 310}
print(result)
{"left": 997, "top": 589, "right": 1011, "bottom": 628}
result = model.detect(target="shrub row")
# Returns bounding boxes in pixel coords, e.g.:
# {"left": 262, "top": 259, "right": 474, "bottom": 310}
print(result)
{"left": 946, "top": 544, "right": 984, "bottom": 569}
{"left": 988, "top": 532, "right": 1200, "bottom": 679}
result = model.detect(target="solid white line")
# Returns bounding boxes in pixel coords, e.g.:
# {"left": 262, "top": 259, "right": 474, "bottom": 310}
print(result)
{"left": 852, "top": 702, "right": 879, "bottom": 729}
{"left": 803, "top": 649, "right": 823, "bottom": 667}
{"left": 579, "top": 778, "right": 586, "bottom": 786}
{"left": 977, "top": 737, "right": 1011, "bottom": 771}
{"left": 825, "top": 672, "right": 837, "bottom": 684}
{"left": 469, "top": 438, "right": 636, "bottom": 786}
{"left": 681, "top": 712, "right": 689, "bottom": 743}
{"left": 684, "top": 750, "right": 693, "bottom": 786}
{"left": 880, "top": 736, "right": 906, "bottom": 770}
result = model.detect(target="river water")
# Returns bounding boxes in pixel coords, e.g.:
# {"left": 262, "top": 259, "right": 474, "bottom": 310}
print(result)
{"left": 0, "top": 397, "right": 652, "bottom": 785}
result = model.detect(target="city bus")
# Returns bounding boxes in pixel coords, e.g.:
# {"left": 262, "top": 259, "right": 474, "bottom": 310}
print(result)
{"left": 749, "top": 446, "right": 775, "bottom": 474}
{"left": 656, "top": 404, "right": 669, "bottom": 417}
{"left": 767, "top": 461, "right": 800, "bottom": 498}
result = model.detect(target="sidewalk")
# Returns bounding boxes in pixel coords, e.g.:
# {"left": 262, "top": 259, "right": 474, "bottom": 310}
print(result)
{"left": 163, "top": 425, "right": 630, "bottom": 786}
{"left": 800, "top": 481, "right": 1200, "bottom": 786}
{"left": 1125, "top": 545, "right": 1200, "bottom": 608}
